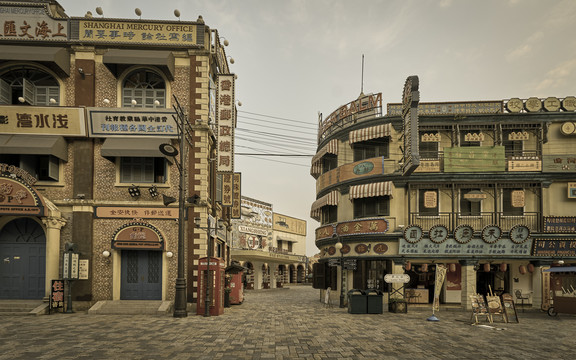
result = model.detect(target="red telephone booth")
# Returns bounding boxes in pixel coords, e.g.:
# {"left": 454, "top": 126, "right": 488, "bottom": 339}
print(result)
{"left": 197, "top": 257, "right": 225, "bottom": 316}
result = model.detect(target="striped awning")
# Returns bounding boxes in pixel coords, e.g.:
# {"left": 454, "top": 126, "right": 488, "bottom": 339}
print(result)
{"left": 310, "top": 191, "right": 339, "bottom": 220}
{"left": 349, "top": 181, "right": 394, "bottom": 199}
{"left": 310, "top": 139, "right": 339, "bottom": 177}
{"left": 349, "top": 123, "right": 392, "bottom": 144}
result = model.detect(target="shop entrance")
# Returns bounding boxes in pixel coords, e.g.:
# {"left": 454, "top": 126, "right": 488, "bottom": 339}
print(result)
{"left": 476, "top": 264, "right": 509, "bottom": 296}
{"left": 120, "top": 250, "right": 162, "bottom": 300}
{"left": 0, "top": 218, "right": 46, "bottom": 299}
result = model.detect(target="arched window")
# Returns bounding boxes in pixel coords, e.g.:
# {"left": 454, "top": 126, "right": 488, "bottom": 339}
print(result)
{"left": 0, "top": 65, "right": 59, "bottom": 106}
{"left": 122, "top": 69, "right": 165, "bottom": 108}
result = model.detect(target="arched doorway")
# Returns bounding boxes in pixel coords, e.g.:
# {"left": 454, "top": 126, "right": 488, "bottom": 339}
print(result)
{"left": 0, "top": 217, "right": 46, "bottom": 299}
{"left": 297, "top": 265, "right": 305, "bottom": 283}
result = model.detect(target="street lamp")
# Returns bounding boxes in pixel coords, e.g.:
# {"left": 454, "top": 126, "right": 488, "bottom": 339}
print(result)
{"left": 195, "top": 216, "right": 224, "bottom": 317}
{"left": 159, "top": 99, "right": 189, "bottom": 318}
{"left": 335, "top": 241, "right": 345, "bottom": 308}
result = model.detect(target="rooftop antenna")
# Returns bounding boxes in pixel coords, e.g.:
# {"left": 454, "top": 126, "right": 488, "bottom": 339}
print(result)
{"left": 361, "top": 54, "right": 365, "bottom": 95}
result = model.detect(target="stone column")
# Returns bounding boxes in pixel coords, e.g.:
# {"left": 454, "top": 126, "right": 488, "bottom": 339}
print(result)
{"left": 42, "top": 216, "right": 67, "bottom": 299}
{"left": 459, "top": 260, "right": 477, "bottom": 310}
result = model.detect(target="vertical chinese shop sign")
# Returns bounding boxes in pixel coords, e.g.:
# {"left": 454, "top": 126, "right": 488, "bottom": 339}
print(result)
{"left": 216, "top": 74, "right": 235, "bottom": 172}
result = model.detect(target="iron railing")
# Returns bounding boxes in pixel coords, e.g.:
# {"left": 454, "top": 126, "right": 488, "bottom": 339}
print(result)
{"left": 409, "top": 212, "right": 541, "bottom": 232}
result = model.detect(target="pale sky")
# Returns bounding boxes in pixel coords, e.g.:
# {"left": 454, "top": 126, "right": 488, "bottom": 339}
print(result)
{"left": 58, "top": 0, "right": 576, "bottom": 256}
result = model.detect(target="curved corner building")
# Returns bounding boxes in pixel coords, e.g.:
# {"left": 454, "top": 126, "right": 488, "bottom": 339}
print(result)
{"left": 311, "top": 81, "right": 576, "bottom": 311}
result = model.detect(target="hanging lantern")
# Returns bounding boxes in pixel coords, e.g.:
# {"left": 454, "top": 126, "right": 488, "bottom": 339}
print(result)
{"left": 449, "top": 263, "right": 457, "bottom": 273}
{"left": 527, "top": 263, "right": 535, "bottom": 273}
{"left": 499, "top": 263, "right": 507, "bottom": 272}
{"left": 519, "top": 265, "right": 527, "bottom": 274}
{"left": 404, "top": 261, "right": 411, "bottom": 271}
{"left": 483, "top": 263, "right": 491, "bottom": 272}
{"left": 421, "top": 263, "right": 428, "bottom": 272}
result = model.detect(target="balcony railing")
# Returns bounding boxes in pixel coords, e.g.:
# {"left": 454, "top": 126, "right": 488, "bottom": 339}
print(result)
{"left": 416, "top": 150, "right": 542, "bottom": 173}
{"left": 409, "top": 212, "right": 541, "bottom": 232}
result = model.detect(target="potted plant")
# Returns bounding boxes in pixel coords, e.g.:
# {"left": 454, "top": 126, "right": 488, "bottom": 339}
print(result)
{"left": 388, "top": 297, "right": 407, "bottom": 313}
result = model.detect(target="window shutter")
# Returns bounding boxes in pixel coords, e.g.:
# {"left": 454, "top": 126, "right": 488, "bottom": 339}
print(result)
{"left": 23, "top": 78, "right": 36, "bottom": 105}
{"left": 0, "top": 79, "right": 10, "bottom": 104}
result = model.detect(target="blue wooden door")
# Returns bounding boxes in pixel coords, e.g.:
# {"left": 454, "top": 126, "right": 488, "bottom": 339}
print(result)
{"left": 120, "top": 250, "right": 162, "bottom": 300}
{"left": 0, "top": 218, "right": 46, "bottom": 299}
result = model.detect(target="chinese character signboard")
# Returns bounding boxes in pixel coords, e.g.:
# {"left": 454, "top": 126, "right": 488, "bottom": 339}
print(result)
{"left": 336, "top": 218, "right": 388, "bottom": 237}
{"left": 542, "top": 155, "right": 576, "bottom": 172}
{"left": 0, "top": 106, "right": 86, "bottom": 136}
{"left": 50, "top": 280, "right": 64, "bottom": 313}
{"left": 444, "top": 146, "right": 506, "bottom": 172}
{"left": 95, "top": 207, "right": 178, "bottom": 219}
{"left": 544, "top": 217, "right": 576, "bottom": 233}
{"left": 72, "top": 19, "right": 202, "bottom": 47}
{"left": 399, "top": 237, "right": 533, "bottom": 256}
{"left": 111, "top": 220, "right": 165, "bottom": 250}
{"left": 272, "top": 213, "right": 306, "bottom": 236}
{"left": 87, "top": 108, "right": 178, "bottom": 137}
{"left": 231, "top": 173, "right": 242, "bottom": 218}
{"left": 220, "top": 172, "right": 233, "bottom": 207}
{"left": 387, "top": 101, "right": 503, "bottom": 116}
{"left": 216, "top": 74, "right": 235, "bottom": 172}
{"left": 0, "top": 4, "right": 68, "bottom": 42}
{"left": 401, "top": 75, "right": 420, "bottom": 176}
{"left": 532, "top": 239, "right": 576, "bottom": 257}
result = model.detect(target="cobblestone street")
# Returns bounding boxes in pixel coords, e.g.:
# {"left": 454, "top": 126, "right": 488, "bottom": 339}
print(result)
{"left": 1, "top": 285, "right": 575, "bottom": 359}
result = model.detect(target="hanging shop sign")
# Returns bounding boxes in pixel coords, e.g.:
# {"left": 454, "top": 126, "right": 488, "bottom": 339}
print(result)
{"left": 532, "top": 239, "right": 576, "bottom": 257}
{"left": 399, "top": 237, "right": 532, "bottom": 257}
{"left": 388, "top": 101, "right": 503, "bottom": 116}
{"left": 542, "top": 155, "right": 576, "bottom": 172}
{"left": 86, "top": 108, "right": 177, "bottom": 137}
{"left": 231, "top": 173, "right": 242, "bottom": 218}
{"left": 216, "top": 74, "right": 235, "bottom": 172}
{"left": 544, "top": 217, "right": 576, "bottom": 233}
{"left": 0, "top": 3, "right": 68, "bottom": 42}
{"left": 111, "top": 220, "right": 164, "bottom": 250}
{"left": 335, "top": 218, "right": 388, "bottom": 237}
{"left": 401, "top": 75, "right": 420, "bottom": 176}
{"left": 0, "top": 175, "right": 44, "bottom": 216}
{"left": 0, "top": 106, "right": 86, "bottom": 136}
{"left": 220, "top": 172, "right": 233, "bottom": 207}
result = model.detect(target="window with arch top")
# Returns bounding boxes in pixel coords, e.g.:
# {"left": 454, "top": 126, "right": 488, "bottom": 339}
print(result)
{"left": 122, "top": 69, "right": 166, "bottom": 108}
{"left": 0, "top": 65, "right": 60, "bottom": 106}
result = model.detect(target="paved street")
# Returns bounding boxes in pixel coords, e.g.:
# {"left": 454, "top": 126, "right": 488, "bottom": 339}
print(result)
{"left": 1, "top": 285, "right": 575, "bottom": 360}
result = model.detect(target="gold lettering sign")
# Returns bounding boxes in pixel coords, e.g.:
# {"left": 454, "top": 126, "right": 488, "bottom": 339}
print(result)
{"left": 511, "top": 190, "right": 525, "bottom": 208}
{"left": 78, "top": 20, "right": 199, "bottom": 46}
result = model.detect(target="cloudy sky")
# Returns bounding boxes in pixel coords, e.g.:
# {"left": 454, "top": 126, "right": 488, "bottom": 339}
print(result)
{"left": 58, "top": 0, "right": 576, "bottom": 255}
